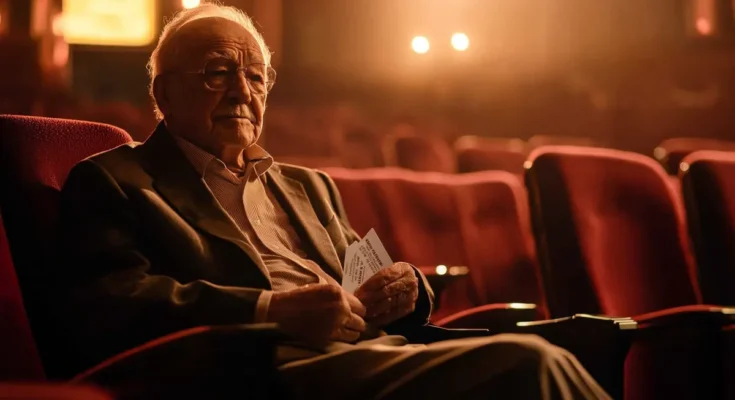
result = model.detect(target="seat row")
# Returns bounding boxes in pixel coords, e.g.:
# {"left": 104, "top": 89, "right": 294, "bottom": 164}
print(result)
{"left": 386, "top": 133, "right": 735, "bottom": 176}
{"left": 324, "top": 144, "right": 735, "bottom": 400}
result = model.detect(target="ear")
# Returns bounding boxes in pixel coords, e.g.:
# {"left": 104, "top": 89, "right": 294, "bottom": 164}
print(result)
{"left": 152, "top": 76, "right": 171, "bottom": 118}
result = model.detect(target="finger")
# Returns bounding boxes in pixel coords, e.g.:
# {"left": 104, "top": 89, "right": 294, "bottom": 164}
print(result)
{"left": 360, "top": 274, "right": 418, "bottom": 306}
{"left": 369, "top": 303, "right": 416, "bottom": 328}
{"left": 331, "top": 326, "right": 361, "bottom": 343}
{"left": 344, "top": 312, "right": 366, "bottom": 332}
{"left": 354, "top": 263, "right": 413, "bottom": 297}
{"left": 345, "top": 291, "right": 367, "bottom": 317}
{"left": 365, "top": 289, "right": 412, "bottom": 318}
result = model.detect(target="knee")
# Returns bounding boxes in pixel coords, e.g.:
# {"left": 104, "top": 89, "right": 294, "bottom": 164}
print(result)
{"left": 471, "top": 333, "right": 565, "bottom": 366}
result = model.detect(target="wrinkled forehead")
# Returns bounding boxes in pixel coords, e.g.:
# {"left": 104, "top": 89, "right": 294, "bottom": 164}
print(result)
{"left": 165, "top": 17, "right": 264, "bottom": 70}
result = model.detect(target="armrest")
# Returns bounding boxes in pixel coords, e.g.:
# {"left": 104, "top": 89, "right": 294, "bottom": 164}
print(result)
{"left": 433, "top": 303, "right": 539, "bottom": 330}
{"left": 633, "top": 305, "right": 735, "bottom": 330}
{"left": 400, "top": 324, "right": 491, "bottom": 344}
{"left": 72, "top": 323, "right": 286, "bottom": 400}
{"left": 0, "top": 383, "right": 112, "bottom": 400}
{"left": 515, "top": 314, "right": 637, "bottom": 343}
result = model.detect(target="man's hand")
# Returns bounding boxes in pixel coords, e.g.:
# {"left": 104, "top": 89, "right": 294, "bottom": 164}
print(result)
{"left": 266, "top": 284, "right": 366, "bottom": 344}
{"left": 354, "top": 262, "right": 419, "bottom": 328}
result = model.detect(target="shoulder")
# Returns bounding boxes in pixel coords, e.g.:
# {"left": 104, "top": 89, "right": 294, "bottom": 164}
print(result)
{"left": 86, "top": 142, "right": 143, "bottom": 167}
{"left": 67, "top": 141, "right": 148, "bottom": 187}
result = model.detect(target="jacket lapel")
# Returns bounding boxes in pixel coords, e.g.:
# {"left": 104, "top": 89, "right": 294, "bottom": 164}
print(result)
{"left": 140, "top": 123, "right": 271, "bottom": 287}
{"left": 267, "top": 167, "right": 343, "bottom": 280}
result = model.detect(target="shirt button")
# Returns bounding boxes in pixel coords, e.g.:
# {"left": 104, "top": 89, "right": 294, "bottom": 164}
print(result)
{"left": 273, "top": 245, "right": 280, "bottom": 250}
{"left": 255, "top": 219, "right": 261, "bottom": 225}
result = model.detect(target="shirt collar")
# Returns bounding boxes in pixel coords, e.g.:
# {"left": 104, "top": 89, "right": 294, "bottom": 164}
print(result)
{"left": 172, "top": 134, "right": 274, "bottom": 180}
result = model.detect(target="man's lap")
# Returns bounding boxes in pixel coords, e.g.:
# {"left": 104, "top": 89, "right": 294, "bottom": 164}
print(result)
{"left": 277, "top": 333, "right": 589, "bottom": 399}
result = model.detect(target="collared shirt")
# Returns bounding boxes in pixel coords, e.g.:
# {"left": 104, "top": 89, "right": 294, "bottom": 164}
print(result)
{"left": 173, "top": 135, "right": 338, "bottom": 322}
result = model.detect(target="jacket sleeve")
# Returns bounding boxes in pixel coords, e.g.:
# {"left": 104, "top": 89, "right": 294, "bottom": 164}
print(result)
{"left": 58, "top": 160, "right": 266, "bottom": 361}
{"left": 316, "top": 171, "right": 435, "bottom": 331}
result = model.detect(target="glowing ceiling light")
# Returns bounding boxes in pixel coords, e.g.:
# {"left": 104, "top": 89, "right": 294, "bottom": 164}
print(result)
{"left": 696, "top": 18, "right": 712, "bottom": 35}
{"left": 411, "top": 36, "right": 430, "bottom": 54}
{"left": 182, "top": 0, "right": 201, "bottom": 9}
{"left": 451, "top": 32, "right": 469, "bottom": 51}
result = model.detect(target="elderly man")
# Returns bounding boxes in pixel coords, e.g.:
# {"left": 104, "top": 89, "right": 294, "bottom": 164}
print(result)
{"left": 57, "top": 4, "right": 610, "bottom": 399}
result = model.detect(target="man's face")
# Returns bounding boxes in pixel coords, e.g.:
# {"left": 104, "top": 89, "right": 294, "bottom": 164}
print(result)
{"left": 157, "top": 18, "right": 268, "bottom": 154}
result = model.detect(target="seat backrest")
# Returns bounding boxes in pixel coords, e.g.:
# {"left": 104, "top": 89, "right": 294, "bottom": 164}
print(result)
{"left": 680, "top": 150, "right": 735, "bottom": 305}
{"left": 373, "top": 172, "right": 475, "bottom": 319}
{"left": 327, "top": 167, "right": 546, "bottom": 320}
{"left": 0, "top": 210, "right": 45, "bottom": 380}
{"left": 456, "top": 147, "right": 528, "bottom": 175}
{"left": 321, "top": 168, "right": 402, "bottom": 257}
{"left": 453, "top": 171, "right": 545, "bottom": 315}
{"left": 526, "top": 146, "right": 701, "bottom": 318}
{"left": 384, "top": 134, "right": 456, "bottom": 173}
{"left": 654, "top": 137, "right": 735, "bottom": 175}
{"left": 0, "top": 114, "right": 132, "bottom": 377}
{"left": 527, "top": 135, "right": 598, "bottom": 149}
{"left": 375, "top": 172, "right": 468, "bottom": 268}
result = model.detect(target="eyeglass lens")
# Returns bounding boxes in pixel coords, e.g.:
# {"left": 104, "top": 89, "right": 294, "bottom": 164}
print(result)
{"left": 202, "top": 58, "right": 275, "bottom": 93}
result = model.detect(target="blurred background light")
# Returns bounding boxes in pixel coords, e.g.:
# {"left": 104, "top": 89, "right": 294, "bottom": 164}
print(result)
{"left": 182, "top": 0, "right": 201, "bottom": 9}
{"left": 451, "top": 32, "right": 469, "bottom": 51}
{"left": 696, "top": 17, "right": 712, "bottom": 35}
{"left": 411, "top": 36, "right": 430, "bottom": 54}
{"left": 60, "top": 0, "right": 156, "bottom": 46}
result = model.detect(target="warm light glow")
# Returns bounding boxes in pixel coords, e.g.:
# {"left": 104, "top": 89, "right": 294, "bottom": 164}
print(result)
{"left": 680, "top": 162, "right": 690, "bottom": 172}
{"left": 653, "top": 147, "right": 666, "bottom": 161}
{"left": 182, "top": 0, "right": 201, "bottom": 9}
{"left": 448, "top": 266, "right": 469, "bottom": 276}
{"left": 509, "top": 303, "right": 537, "bottom": 310}
{"left": 435, "top": 264, "right": 447, "bottom": 275}
{"left": 60, "top": 0, "right": 156, "bottom": 46}
{"left": 696, "top": 18, "right": 712, "bottom": 35}
{"left": 52, "top": 14, "right": 64, "bottom": 36}
{"left": 52, "top": 39, "right": 70, "bottom": 66}
{"left": 451, "top": 33, "right": 469, "bottom": 51}
{"left": 412, "top": 36, "right": 430, "bottom": 54}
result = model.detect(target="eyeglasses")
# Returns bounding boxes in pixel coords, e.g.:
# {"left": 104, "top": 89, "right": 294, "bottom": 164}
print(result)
{"left": 173, "top": 58, "right": 276, "bottom": 94}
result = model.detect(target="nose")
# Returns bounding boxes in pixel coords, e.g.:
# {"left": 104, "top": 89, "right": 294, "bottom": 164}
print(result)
{"left": 225, "top": 70, "right": 252, "bottom": 105}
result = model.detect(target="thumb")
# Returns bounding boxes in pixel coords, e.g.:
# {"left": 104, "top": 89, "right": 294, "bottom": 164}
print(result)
{"left": 345, "top": 291, "right": 367, "bottom": 317}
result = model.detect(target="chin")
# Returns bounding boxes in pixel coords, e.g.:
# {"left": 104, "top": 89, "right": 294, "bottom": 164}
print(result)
{"left": 216, "top": 127, "right": 258, "bottom": 148}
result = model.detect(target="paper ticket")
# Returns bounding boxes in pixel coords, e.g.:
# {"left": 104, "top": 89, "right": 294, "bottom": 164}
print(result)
{"left": 342, "top": 229, "right": 394, "bottom": 293}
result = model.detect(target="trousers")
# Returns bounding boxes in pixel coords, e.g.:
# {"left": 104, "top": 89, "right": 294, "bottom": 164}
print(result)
{"left": 278, "top": 333, "right": 612, "bottom": 400}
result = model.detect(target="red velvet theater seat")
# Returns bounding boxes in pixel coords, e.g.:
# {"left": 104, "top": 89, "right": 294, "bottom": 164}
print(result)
{"left": 680, "top": 150, "right": 735, "bottom": 306}
{"left": 455, "top": 147, "right": 528, "bottom": 175}
{"left": 0, "top": 115, "right": 282, "bottom": 398}
{"left": 321, "top": 167, "right": 406, "bottom": 257}
{"left": 325, "top": 168, "right": 543, "bottom": 321}
{"left": 0, "top": 115, "right": 133, "bottom": 379}
{"left": 373, "top": 171, "right": 471, "bottom": 319}
{"left": 384, "top": 134, "right": 456, "bottom": 173}
{"left": 0, "top": 212, "right": 44, "bottom": 381}
{"left": 654, "top": 137, "right": 735, "bottom": 175}
{"left": 452, "top": 171, "right": 545, "bottom": 316}
{"left": 454, "top": 135, "right": 528, "bottom": 175}
{"left": 525, "top": 145, "right": 733, "bottom": 400}
{"left": 0, "top": 383, "right": 112, "bottom": 400}
{"left": 525, "top": 145, "right": 701, "bottom": 317}
{"left": 527, "top": 135, "right": 599, "bottom": 149}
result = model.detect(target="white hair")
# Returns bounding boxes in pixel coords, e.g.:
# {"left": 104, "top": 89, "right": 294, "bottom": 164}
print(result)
{"left": 147, "top": 2, "right": 272, "bottom": 120}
